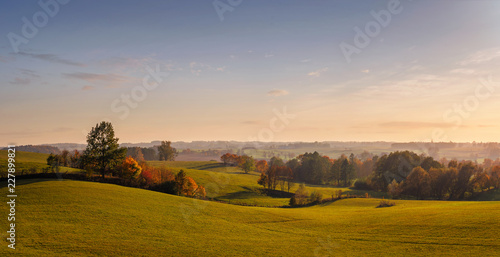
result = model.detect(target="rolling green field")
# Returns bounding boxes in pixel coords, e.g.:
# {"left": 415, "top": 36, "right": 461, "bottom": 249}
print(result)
{"left": 148, "top": 161, "right": 388, "bottom": 207}
{"left": 0, "top": 179, "right": 499, "bottom": 256}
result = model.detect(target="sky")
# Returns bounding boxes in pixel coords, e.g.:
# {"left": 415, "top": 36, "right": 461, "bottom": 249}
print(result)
{"left": 1, "top": 0, "right": 500, "bottom": 146}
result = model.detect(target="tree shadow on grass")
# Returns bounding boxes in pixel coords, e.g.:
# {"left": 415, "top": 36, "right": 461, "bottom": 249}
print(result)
{"left": 189, "top": 163, "right": 224, "bottom": 170}
{"left": 218, "top": 190, "right": 262, "bottom": 200}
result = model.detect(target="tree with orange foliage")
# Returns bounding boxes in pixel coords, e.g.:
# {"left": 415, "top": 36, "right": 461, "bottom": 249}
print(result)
{"left": 256, "top": 160, "right": 268, "bottom": 173}
{"left": 183, "top": 177, "right": 207, "bottom": 198}
{"left": 472, "top": 171, "right": 491, "bottom": 192}
{"left": 185, "top": 177, "right": 198, "bottom": 196}
{"left": 491, "top": 166, "right": 500, "bottom": 189}
{"left": 195, "top": 185, "right": 206, "bottom": 199}
{"left": 221, "top": 153, "right": 239, "bottom": 166}
{"left": 120, "top": 157, "right": 142, "bottom": 181}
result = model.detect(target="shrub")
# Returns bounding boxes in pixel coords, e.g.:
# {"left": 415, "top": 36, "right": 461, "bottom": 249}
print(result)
{"left": 290, "top": 184, "right": 309, "bottom": 206}
{"left": 377, "top": 199, "right": 396, "bottom": 208}
{"left": 309, "top": 191, "right": 323, "bottom": 204}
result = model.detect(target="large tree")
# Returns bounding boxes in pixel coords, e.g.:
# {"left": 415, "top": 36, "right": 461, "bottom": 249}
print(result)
{"left": 340, "top": 158, "right": 356, "bottom": 186}
{"left": 296, "top": 152, "right": 332, "bottom": 184}
{"left": 158, "top": 141, "right": 178, "bottom": 161}
{"left": 402, "top": 166, "right": 431, "bottom": 199}
{"left": 239, "top": 155, "right": 255, "bottom": 174}
{"left": 83, "top": 121, "right": 126, "bottom": 178}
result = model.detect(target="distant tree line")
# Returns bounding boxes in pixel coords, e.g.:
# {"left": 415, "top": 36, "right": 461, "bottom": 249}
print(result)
{"left": 353, "top": 151, "right": 500, "bottom": 200}
{"left": 256, "top": 152, "right": 370, "bottom": 189}
{"left": 47, "top": 150, "right": 83, "bottom": 170}
{"left": 7, "top": 144, "right": 61, "bottom": 154}
{"left": 181, "top": 149, "right": 226, "bottom": 157}
{"left": 125, "top": 141, "right": 177, "bottom": 162}
{"left": 217, "top": 149, "right": 500, "bottom": 202}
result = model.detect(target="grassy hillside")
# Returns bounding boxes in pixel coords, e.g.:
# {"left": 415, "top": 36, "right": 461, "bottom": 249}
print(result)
{"left": 0, "top": 150, "right": 51, "bottom": 163}
{"left": 0, "top": 179, "right": 498, "bottom": 256}
{"left": 148, "top": 161, "right": 388, "bottom": 206}
{"left": 0, "top": 150, "right": 82, "bottom": 178}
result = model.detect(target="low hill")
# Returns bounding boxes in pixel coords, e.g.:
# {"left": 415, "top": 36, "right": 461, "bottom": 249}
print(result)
{"left": 148, "top": 161, "right": 388, "bottom": 206}
{"left": 1, "top": 145, "right": 61, "bottom": 154}
{"left": 0, "top": 179, "right": 498, "bottom": 256}
{"left": 0, "top": 150, "right": 51, "bottom": 163}
{"left": 0, "top": 150, "right": 82, "bottom": 178}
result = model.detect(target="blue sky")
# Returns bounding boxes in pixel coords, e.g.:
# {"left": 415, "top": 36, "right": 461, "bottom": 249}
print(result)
{"left": 1, "top": 0, "right": 500, "bottom": 145}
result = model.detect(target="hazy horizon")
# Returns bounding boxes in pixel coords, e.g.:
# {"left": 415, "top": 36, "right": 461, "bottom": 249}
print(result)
{"left": 2, "top": 0, "right": 500, "bottom": 146}
{"left": 6, "top": 139, "right": 498, "bottom": 149}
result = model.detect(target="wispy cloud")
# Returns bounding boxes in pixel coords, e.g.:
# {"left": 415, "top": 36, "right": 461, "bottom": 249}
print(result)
{"left": 379, "top": 121, "right": 458, "bottom": 129}
{"left": 459, "top": 48, "right": 500, "bottom": 65}
{"left": 82, "top": 85, "right": 95, "bottom": 91}
{"left": 241, "top": 120, "right": 260, "bottom": 125}
{"left": 15, "top": 51, "right": 85, "bottom": 67}
{"left": 267, "top": 89, "right": 289, "bottom": 97}
{"left": 361, "top": 69, "right": 370, "bottom": 73}
{"left": 353, "top": 73, "right": 454, "bottom": 98}
{"left": 450, "top": 68, "right": 476, "bottom": 75}
{"left": 10, "top": 77, "right": 30, "bottom": 85}
{"left": 300, "top": 59, "right": 311, "bottom": 63}
{"left": 0, "top": 55, "right": 14, "bottom": 63}
{"left": 100, "top": 56, "right": 153, "bottom": 71}
{"left": 264, "top": 53, "right": 274, "bottom": 58}
{"left": 63, "top": 72, "right": 128, "bottom": 83}
{"left": 99, "top": 56, "right": 180, "bottom": 73}
{"left": 189, "top": 61, "right": 223, "bottom": 75}
{"left": 308, "top": 67, "right": 328, "bottom": 77}
{"left": 190, "top": 62, "right": 205, "bottom": 76}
